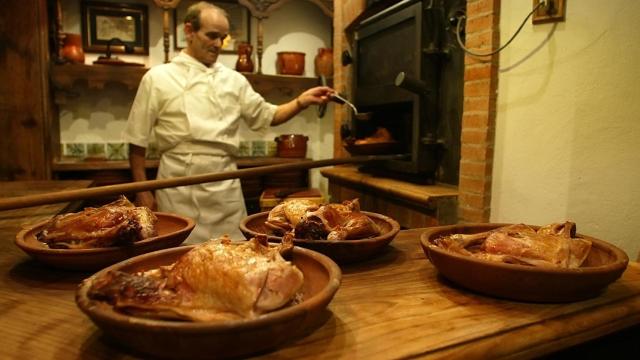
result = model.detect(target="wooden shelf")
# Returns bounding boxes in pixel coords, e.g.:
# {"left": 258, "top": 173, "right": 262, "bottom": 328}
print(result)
{"left": 50, "top": 63, "right": 148, "bottom": 91}
{"left": 50, "top": 63, "right": 324, "bottom": 104}
{"left": 243, "top": 73, "right": 323, "bottom": 98}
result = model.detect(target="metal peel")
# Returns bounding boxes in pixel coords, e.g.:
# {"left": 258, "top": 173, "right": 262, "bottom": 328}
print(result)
{"left": 330, "top": 93, "right": 360, "bottom": 115}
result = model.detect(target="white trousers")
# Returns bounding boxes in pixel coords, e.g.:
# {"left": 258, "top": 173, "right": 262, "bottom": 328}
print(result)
{"left": 155, "top": 150, "right": 247, "bottom": 244}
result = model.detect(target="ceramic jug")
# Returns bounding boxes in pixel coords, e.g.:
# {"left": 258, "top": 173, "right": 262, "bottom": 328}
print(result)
{"left": 314, "top": 48, "right": 333, "bottom": 77}
{"left": 235, "top": 42, "right": 254, "bottom": 73}
{"left": 61, "top": 33, "right": 85, "bottom": 64}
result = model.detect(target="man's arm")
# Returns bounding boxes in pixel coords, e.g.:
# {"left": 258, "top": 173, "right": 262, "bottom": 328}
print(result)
{"left": 129, "top": 144, "right": 157, "bottom": 210}
{"left": 271, "top": 86, "right": 334, "bottom": 126}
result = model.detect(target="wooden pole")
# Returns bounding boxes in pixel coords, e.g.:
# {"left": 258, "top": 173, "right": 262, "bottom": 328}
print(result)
{"left": 0, "top": 155, "right": 404, "bottom": 211}
{"left": 163, "top": 8, "right": 170, "bottom": 63}
{"left": 153, "top": 0, "right": 182, "bottom": 63}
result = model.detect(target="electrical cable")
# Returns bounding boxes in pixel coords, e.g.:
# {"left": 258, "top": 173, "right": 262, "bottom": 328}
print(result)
{"left": 456, "top": 1, "right": 545, "bottom": 57}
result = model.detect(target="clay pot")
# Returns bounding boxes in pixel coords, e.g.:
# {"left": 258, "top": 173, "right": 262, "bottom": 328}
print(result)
{"left": 275, "top": 134, "right": 308, "bottom": 158}
{"left": 235, "top": 42, "right": 254, "bottom": 73}
{"left": 61, "top": 33, "right": 85, "bottom": 64}
{"left": 276, "top": 52, "right": 305, "bottom": 76}
{"left": 314, "top": 48, "right": 333, "bottom": 77}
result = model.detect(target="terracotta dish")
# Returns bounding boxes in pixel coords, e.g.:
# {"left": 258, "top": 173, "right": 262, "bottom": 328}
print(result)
{"left": 15, "top": 212, "right": 195, "bottom": 271}
{"left": 76, "top": 244, "right": 341, "bottom": 359}
{"left": 420, "top": 223, "right": 629, "bottom": 303}
{"left": 239, "top": 211, "right": 400, "bottom": 264}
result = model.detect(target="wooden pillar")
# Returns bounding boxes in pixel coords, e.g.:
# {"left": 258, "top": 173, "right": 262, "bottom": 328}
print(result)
{"left": 457, "top": 0, "right": 501, "bottom": 223}
{"left": 153, "top": 0, "right": 182, "bottom": 64}
{"left": 0, "top": 0, "right": 53, "bottom": 180}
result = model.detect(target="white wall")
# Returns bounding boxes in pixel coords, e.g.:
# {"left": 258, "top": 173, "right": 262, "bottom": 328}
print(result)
{"left": 58, "top": 0, "right": 334, "bottom": 194}
{"left": 492, "top": 1, "right": 640, "bottom": 259}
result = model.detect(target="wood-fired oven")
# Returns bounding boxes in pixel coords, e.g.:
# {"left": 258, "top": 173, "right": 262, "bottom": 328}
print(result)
{"left": 346, "top": 0, "right": 465, "bottom": 185}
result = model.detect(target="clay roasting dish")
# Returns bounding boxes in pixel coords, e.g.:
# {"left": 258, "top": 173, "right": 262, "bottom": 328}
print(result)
{"left": 76, "top": 243, "right": 341, "bottom": 359}
{"left": 420, "top": 223, "right": 629, "bottom": 302}
{"left": 240, "top": 210, "right": 400, "bottom": 264}
{"left": 15, "top": 212, "right": 195, "bottom": 271}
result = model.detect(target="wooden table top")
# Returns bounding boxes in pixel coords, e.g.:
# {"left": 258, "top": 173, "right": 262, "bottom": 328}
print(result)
{"left": 1, "top": 180, "right": 639, "bottom": 359}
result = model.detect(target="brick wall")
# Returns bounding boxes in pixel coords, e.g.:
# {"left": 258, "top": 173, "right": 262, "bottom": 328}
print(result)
{"left": 458, "top": 0, "right": 500, "bottom": 223}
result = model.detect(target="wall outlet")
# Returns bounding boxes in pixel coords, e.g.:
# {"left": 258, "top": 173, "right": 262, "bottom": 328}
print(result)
{"left": 532, "top": 0, "right": 566, "bottom": 24}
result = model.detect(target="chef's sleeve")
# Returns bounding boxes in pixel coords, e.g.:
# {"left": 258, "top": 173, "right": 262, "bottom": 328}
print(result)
{"left": 122, "top": 73, "right": 158, "bottom": 148}
{"left": 238, "top": 78, "right": 277, "bottom": 131}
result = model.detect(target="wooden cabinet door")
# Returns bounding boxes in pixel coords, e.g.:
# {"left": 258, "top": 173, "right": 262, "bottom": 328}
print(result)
{"left": 0, "top": 0, "right": 53, "bottom": 180}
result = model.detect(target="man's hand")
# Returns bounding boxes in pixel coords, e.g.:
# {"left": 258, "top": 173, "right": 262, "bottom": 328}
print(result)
{"left": 272, "top": 86, "right": 335, "bottom": 126}
{"left": 296, "top": 86, "right": 334, "bottom": 108}
{"left": 135, "top": 191, "right": 157, "bottom": 211}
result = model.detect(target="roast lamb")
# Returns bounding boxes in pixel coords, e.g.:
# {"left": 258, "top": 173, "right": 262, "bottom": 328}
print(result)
{"left": 265, "top": 198, "right": 381, "bottom": 241}
{"left": 86, "top": 234, "right": 304, "bottom": 322}
{"left": 36, "top": 196, "right": 157, "bottom": 249}
{"left": 433, "top": 221, "right": 592, "bottom": 268}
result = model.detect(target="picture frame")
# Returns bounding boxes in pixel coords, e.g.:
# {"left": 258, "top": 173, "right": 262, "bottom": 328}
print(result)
{"left": 81, "top": 1, "right": 149, "bottom": 55}
{"left": 174, "top": 0, "right": 251, "bottom": 54}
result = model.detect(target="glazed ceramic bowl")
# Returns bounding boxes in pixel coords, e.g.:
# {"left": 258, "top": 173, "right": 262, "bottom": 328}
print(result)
{"left": 76, "top": 244, "right": 341, "bottom": 359}
{"left": 239, "top": 211, "right": 400, "bottom": 264}
{"left": 15, "top": 212, "right": 195, "bottom": 271}
{"left": 420, "top": 223, "right": 629, "bottom": 303}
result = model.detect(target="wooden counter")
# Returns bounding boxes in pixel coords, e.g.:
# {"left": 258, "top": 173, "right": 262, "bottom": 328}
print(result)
{"left": 321, "top": 166, "right": 459, "bottom": 228}
{"left": 1, "top": 184, "right": 639, "bottom": 359}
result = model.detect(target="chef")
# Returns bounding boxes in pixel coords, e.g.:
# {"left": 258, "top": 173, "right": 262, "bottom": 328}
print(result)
{"left": 123, "top": 1, "right": 333, "bottom": 243}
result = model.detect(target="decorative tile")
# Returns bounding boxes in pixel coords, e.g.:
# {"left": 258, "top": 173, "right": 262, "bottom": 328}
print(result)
{"left": 266, "top": 140, "right": 277, "bottom": 157}
{"left": 238, "top": 141, "right": 251, "bottom": 157}
{"left": 86, "top": 143, "right": 106, "bottom": 159}
{"left": 251, "top": 140, "right": 266, "bottom": 157}
{"left": 106, "top": 142, "right": 128, "bottom": 160}
{"left": 63, "top": 143, "right": 86, "bottom": 158}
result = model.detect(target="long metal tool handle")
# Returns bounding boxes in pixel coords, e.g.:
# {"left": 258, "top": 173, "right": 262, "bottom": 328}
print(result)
{"left": 0, "top": 155, "right": 403, "bottom": 211}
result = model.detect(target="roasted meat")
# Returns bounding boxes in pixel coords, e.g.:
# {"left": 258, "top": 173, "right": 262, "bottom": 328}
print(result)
{"left": 434, "top": 221, "right": 592, "bottom": 268}
{"left": 36, "top": 196, "right": 157, "bottom": 249}
{"left": 265, "top": 199, "right": 319, "bottom": 235}
{"left": 266, "top": 198, "right": 381, "bottom": 241}
{"left": 354, "top": 127, "right": 394, "bottom": 145}
{"left": 86, "top": 234, "right": 304, "bottom": 322}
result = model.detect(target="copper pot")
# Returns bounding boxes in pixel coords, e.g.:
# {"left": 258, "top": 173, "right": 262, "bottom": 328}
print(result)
{"left": 276, "top": 52, "right": 305, "bottom": 76}
{"left": 275, "top": 134, "right": 308, "bottom": 158}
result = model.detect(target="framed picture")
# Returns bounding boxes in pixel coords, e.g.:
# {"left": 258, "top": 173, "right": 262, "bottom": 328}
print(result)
{"left": 81, "top": 1, "right": 149, "bottom": 55}
{"left": 174, "top": 0, "right": 251, "bottom": 53}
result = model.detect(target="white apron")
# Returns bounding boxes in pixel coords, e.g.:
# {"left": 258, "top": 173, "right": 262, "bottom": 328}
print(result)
{"left": 156, "top": 143, "right": 247, "bottom": 244}
{"left": 123, "top": 53, "right": 276, "bottom": 244}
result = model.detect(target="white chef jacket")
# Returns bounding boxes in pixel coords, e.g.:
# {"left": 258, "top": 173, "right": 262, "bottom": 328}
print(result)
{"left": 123, "top": 52, "right": 277, "bottom": 243}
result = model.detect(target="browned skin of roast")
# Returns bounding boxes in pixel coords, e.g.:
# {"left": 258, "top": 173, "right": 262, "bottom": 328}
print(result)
{"left": 434, "top": 222, "right": 592, "bottom": 268}
{"left": 86, "top": 234, "right": 304, "bottom": 322}
{"left": 36, "top": 196, "right": 157, "bottom": 249}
